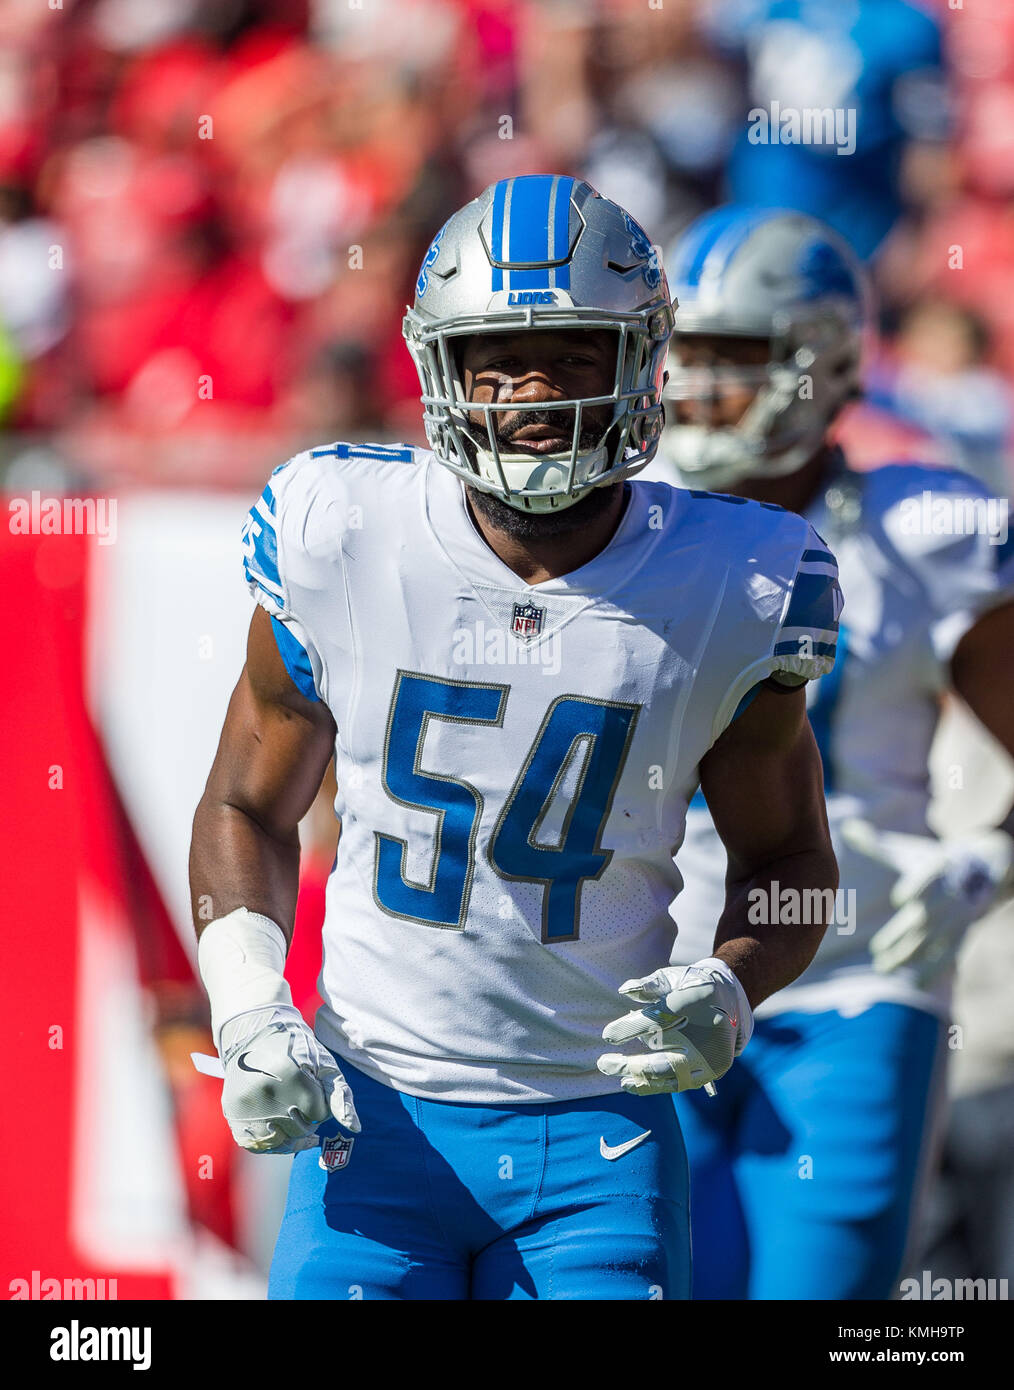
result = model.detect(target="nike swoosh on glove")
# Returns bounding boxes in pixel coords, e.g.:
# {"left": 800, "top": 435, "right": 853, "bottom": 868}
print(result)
{"left": 220, "top": 1004, "right": 360, "bottom": 1155}
{"left": 597, "top": 959, "right": 753, "bottom": 1095}
{"left": 841, "top": 819, "right": 1014, "bottom": 988}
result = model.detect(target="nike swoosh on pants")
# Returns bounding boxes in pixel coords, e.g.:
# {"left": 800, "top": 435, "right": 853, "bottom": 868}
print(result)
{"left": 600, "top": 1129, "right": 652, "bottom": 1160}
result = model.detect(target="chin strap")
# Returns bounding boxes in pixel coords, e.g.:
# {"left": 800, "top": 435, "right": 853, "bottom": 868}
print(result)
{"left": 472, "top": 443, "right": 612, "bottom": 511}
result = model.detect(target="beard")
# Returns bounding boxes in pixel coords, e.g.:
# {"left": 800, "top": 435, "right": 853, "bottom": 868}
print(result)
{"left": 466, "top": 477, "right": 625, "bottom": 541}
{"left": 463, "top": 405, "right": 622, "bottom": 541}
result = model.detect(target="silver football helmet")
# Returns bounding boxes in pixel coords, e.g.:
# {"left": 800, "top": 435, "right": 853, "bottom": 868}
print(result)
{"left": 659, "top": 206, "right": 871, "bottom": 491}
{"left": 403, "top": 175, "right": 675, "bottom": 512}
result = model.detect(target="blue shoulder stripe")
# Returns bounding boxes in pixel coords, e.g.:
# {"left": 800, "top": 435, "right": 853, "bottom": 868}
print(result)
{"left": 783, "top": 569, "right": 841, "bottom": 636}
{"left": 994, "top": 529, "right": 1014, "bottom": 574}
{"left": 773, "top": 638, "right": 837, "bottom": 659}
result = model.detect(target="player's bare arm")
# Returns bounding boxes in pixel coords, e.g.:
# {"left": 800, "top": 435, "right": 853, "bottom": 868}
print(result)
{"left": 189, "top": 604, "right": 359, "bottom": 1154}
{"left": 189, "top": 603, "right": 336, "bottom": 939}
{"left": 950, "top": 598, "right": 1014, "bottom": 771}
{"left": 950, "top": 594, "right": 1014, "bottom": 898}
{"left": 840, "top": 595, "right": 1014, "bottom": 983}
{"left": 597, "top": 676, "right": 837, "bottom": 1100}
{"left": 700, "top": 679, "right": 838, "bottom": 1008}
{"left": 837, "top": 594, "right": 1014, "bottom": 985}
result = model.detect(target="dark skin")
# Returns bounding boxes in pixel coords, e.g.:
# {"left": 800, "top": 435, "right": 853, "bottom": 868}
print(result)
{"left": 699, "top": 681, "right": 835, "bottom": 1004}
{"left": 679, "top": 332, "right": 1014, "bottom": 817}
{"left": 459, "top": 329, "right": 628, "bottom": 584}
{"left": 191, "top": 327, "right": 838, "bottom": 1010}
{"left": 190, "top": 605, "right": 337, "bottom": 942}
{"left": 949, "top": 603, "right": 1014, "bottom": 838}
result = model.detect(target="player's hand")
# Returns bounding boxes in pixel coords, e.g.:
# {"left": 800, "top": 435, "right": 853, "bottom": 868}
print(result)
{"left": 597, "top": 960, "right": 752, "bottom": 1095}
{"left": 841, "top": 819, "right": 1014, "bottom": 987}
{"left": 219, "top": 1004, "right": 361, "bottom": 1154}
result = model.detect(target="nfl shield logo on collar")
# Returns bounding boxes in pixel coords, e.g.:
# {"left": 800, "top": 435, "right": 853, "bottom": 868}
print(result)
{"left": 511, "top": 601, "right": 545, "bottom": 641}
{"left": 319, "top": 1134, "right": 355, "bottom": 1172}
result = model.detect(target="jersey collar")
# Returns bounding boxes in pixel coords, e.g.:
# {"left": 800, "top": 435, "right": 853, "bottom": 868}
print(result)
{"left": 423, "top": 451, "right": 650, "bottom": 598}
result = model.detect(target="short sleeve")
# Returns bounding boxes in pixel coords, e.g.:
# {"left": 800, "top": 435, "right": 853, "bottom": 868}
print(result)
{"left": 878, "top": 471, "right": 1014, "bottom": 678}
{"left": 241, "top": 470, "right": 323, "bottom": 703}
{"left": 770, "top": 526, "right": 844, "bottom": 684}
{"left": 707, "top": 511, "right": 844, "bottom": 743}
{"left": 930, "top": 532, "right": 1014, "bottom": 671}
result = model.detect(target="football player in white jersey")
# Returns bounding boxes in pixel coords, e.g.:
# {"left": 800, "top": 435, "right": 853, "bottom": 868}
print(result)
{"left": 190, "top": 177, "right": 843, "bottom": 1300}
{"left": 645, "top": 204, "right": 1014, "bottom": 1300}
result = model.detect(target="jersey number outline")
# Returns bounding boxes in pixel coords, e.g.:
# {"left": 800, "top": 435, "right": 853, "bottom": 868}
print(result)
{"left": 373, "top": 672, "right": 640, "bottom": 942}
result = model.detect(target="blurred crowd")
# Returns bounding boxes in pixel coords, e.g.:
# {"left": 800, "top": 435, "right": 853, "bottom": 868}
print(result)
{"left": 0, "top": 0, "right": 1011, "bottom": 496}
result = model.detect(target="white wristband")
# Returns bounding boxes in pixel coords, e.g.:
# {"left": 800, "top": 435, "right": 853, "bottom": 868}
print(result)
{"left": 691, "top": 956, "right": 754, "bottom": 1053}
{"left": 197, "top": 907, "right": 293, "bottom": 1052}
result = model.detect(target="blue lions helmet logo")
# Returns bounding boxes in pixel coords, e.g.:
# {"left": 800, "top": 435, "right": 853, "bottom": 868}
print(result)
{"left": 416, "top": 223, "right": 447, "bottom": 299}
{"left": 796, "top": 239, "right": 859, "bottom": 304}
{"left": 622, "top": 212, "right": 662, "bottom": 290}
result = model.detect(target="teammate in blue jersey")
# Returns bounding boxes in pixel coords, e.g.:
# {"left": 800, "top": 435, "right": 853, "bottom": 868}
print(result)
{"left": 190, "top": 177, "right": 842, "bottom": 1300}
{"left": 642, "top": 204, "right": 1014, "bottom": 1300}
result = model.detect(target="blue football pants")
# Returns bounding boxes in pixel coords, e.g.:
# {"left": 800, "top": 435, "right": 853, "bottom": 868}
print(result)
{"left": 676, "top": 1002, "right": 948, "bottom": 1299}
{"left": 269, "top": 1056, "right": 691, "bottom": 1300}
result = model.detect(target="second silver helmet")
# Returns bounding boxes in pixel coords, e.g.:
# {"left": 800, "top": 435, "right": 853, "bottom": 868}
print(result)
{"left": 660, "top": 205, "right": 870, "bottom": 491}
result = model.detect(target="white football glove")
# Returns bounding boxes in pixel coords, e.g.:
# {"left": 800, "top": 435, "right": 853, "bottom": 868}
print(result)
{"left": 841, "top": 819, "right": 1014, "bottom": 987}
{"left": 597, "top": 958, "right": 753, "bottom": 1095}
{"left": 197, "top": 907, "right": 360, "bottom": 1154}
{"left": 219, "top": 1004, "right": 359, "bottom": 1154}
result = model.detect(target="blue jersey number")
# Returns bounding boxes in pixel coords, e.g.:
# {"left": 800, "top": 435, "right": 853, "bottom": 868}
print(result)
{"left": 375, "top": 675, "right": 639, "bottom": 940}
{"left": 489, "top": 696, "right": 639, "bottom": 942}
{"left": 374, "top": 673, "right": 507, "bottom": 929}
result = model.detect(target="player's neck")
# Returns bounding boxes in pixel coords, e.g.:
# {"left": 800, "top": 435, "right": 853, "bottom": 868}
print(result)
{"left": 465, "top": 484, "right": 631, "bottom": 585}
{"left": 727, "top": 445, "right": 836, "bottom": 515}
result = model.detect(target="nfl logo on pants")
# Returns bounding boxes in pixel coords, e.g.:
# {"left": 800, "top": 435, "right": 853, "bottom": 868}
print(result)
{"left": 512, "top": 601, "right": 545, "bottom": 640}
{"left": 319, "top": 1135, "right": 355, "bottom": 1171}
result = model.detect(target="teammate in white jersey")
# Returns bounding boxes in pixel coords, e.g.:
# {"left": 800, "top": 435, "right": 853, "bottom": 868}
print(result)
{"left": 190, "top": 177, "right": 842, "bottom": 1300}
{"left": 645, "top": 204, "right": 1014, "bottom": 1299}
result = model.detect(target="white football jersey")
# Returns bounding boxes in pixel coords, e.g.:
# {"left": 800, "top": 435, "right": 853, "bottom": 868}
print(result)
{"left": 667, "top": 457, "right": 1014, "bottom": 1019}
{"left": 241, "top": 442, "right": 840, "bottom": 1100}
